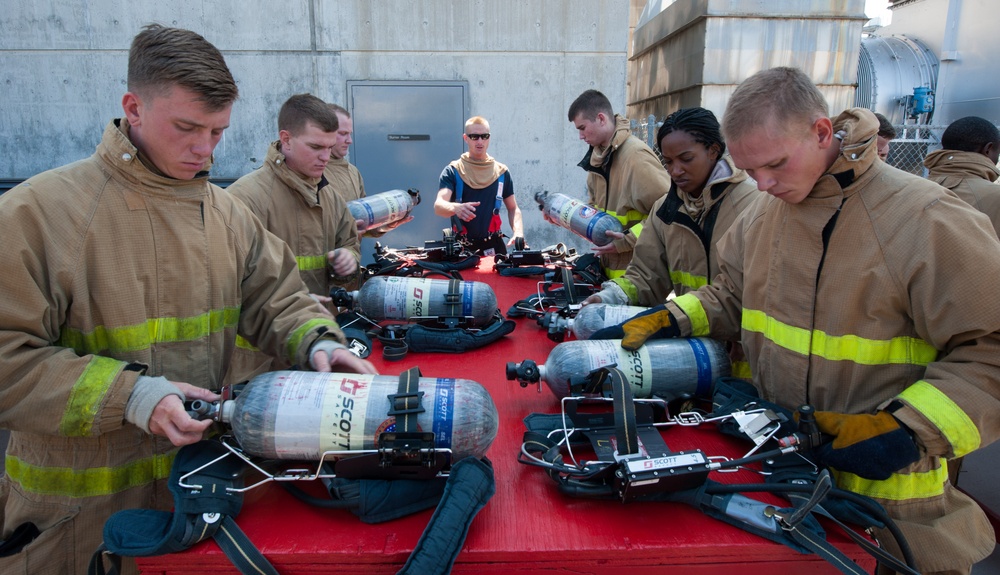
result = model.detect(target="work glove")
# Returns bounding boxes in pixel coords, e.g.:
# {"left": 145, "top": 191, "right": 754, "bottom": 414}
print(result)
{"left": 589, "top": 304, "right": 680, "bottom": 351}
{"left": 812, "top": 410, "right": 921, "bottom": 481}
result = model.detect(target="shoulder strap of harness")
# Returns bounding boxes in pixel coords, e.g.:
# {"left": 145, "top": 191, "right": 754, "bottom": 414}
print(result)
{"left": 493, "top": 172, "right": 506, "bottom": 214}
{"left": 451, "top": 176, "right": 466, "bottom": 235}
{"left": 89, "top": 441, "right": 278, "bottom": 575}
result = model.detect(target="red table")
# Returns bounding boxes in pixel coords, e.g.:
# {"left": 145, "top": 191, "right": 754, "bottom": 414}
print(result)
{"left": 137, "top": 258, "right": 875, "bottom": 575}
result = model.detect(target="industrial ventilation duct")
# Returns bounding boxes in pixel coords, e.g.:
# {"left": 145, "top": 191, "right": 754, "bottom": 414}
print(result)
{"left": 855, "top": 34, "right": 939, "bottom": 126}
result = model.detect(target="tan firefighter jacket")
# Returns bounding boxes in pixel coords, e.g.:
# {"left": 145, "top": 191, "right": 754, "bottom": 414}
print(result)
{"left": 666, "top": 109, "right": 1000, "bottom": 571}
{"left": 0, "top": 120, "right": 346, "bottom": 574}
{"left": 324, "top": 156, "right": 392, "bottom": 240}
{"left": 325, "top": 155, "right": 367, "bottom": 202}
{"left": 229, "top": 141, "right": 361, "bottom": 297}
{"left": 578, "top": 115, "right": 671, "bottom": 278}
{"left": 924, "top": 148, "right": 1000, "bottom": 235}
{"left": 611, "top": 154, "right": 757, "bottom": 304}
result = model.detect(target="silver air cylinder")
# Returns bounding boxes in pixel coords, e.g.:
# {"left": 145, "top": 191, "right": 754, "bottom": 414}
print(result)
{"left": 535, "top": 190, "right": 624, "bottom": 246}
{"left": 342, "top": 276, "right": 498, "bottom": 327}
{"left": 348, "top": 188, "right": 420, "bottom": 231}
{"left": 510, "top": 338, "right": 730, "bottom": 399}
{"left": 219, "top": 371, "right": 498, "bottom": 460}
{"left": 554, "top": 304, "right": 650, "bottom": 340}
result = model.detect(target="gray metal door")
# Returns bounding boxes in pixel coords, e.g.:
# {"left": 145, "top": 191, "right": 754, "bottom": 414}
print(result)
{"left": 348, "top": 81, "right": 469, "bottom": 264}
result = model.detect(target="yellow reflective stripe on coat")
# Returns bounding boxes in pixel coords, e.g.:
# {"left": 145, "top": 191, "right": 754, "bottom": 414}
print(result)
{"left": 899, "top": 381, "right": 980, "bottom": 457}
{"left": 58, "top": 307, "right": 242, "bottom": 355}
{"left": 673, "top": 293, "right": 709, "bottom": 336}
{"left": 605, "top": 268, "right": 627, "bottom": 279}
{"left": 731, "top": 360, "right": 752, "bottom": 380}
{"left": 286, "top": 318, "right": 340, "bottom": 363}
{"left": 605, "top": 208, "right": 645, "bottom": 224}
{"left": 235, "top": 334, "right": 260, "bottom": 352}
{"left": 605, "top": 208, "right": 646, "bottom": 238}
{"left": 670, "top": 269, "right": 709, "bottom": 292}
{"left": 741, "top": 309, "right": 939, "bottom": 366}
{"left": 296, "top": 254, "right": 328, "bottom": 271}
{"left": 610, "top": 277, "right": 639, "bottom": 304}
{"left": 627, "top": 221, "right": 644, "bottom": 238}
{"left": 59, "top": 356, "right": 125, "bottom": 437}
{"left": 6, "top": 450, "right": 175, "bottom": 497}
{"left": 833, "top": 460, "right": 948, "bottom": 501}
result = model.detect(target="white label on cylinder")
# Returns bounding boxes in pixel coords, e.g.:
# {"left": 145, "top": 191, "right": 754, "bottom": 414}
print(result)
{"left": 585, "top": 340, "right": 653, "bottom": 396}
{"left": 382, "top": 194, "right": 402, "bottom": 216}
{"left": 381, "top": 277, "right": 432, "bottom": 319}
{"left": 601, "top": 305, "right": 647, "bottom": 326}
{"left": 557, "top": 197, "right": 584, "bottom": 226}
{"left": 268, "top": 373, "right": 375, "bottom": 458}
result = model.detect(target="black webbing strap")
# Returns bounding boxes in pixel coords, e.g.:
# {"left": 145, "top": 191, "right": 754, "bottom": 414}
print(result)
{"left": 206, "top": 516, "right": 280, "bottom": 575}
{"left": 444, "top": 279, "right": 462, "bottom": 320}
{"left": 387, "top": 366, "right": 424, "bottom": 433}
{"left": 601, "top": 367, "right": 638, "bottom": 457}
{"left": 811, "top": 505, "right": 920, "bottom": 575}
{"left": 382, "top": 340, "right": 409, "bottom": 361}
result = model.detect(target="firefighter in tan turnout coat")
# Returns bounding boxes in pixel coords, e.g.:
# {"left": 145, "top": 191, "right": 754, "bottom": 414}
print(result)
{"left": 565, "top": 89, "right": 669, "bottom": 279}
{"left": 0, "top": 26, "right": 375, "bottom": 574}
{"left": 227, "top": 94, "right": 362, "bottom": 383}
{"left": 600, "top": 68, "right": 1000, "bottom": 574}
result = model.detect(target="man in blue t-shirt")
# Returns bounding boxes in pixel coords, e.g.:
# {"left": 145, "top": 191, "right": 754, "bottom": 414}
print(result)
{"left": 435, "top": 116, "right": 524, "bottom": 255}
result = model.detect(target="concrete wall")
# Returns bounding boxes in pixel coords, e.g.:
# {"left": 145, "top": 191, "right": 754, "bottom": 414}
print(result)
{"left": 0, "top": 0, "right": 630, "bottom": 250}
{"left": 627, "top": 0, "right": 867, "bottom": 122}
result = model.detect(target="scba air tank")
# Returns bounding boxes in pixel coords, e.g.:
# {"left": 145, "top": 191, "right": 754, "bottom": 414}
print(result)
{"left": 535, "top": 190, "right": 624, "bottom": 246}
{"left": 342, "top": 276, "right": 498, "bottom": 327}
{"left": 540, "top": 303, "right": 649, "bottom": 341}
{"left": 348, "top": 188, "right": 420, "bottom": 232}
{"left": 218, "top": 371, "right": 498, "bottom": 461}
{"left": 507, "top": 338, "right": 730, "bottom": 400}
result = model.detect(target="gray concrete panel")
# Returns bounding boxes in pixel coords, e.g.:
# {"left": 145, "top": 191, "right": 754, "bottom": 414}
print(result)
{"left": 0, "top": 1, "right": 314, "bottom": 51}
{"left": 1, "top": 52, "right": 123, "bottom": 178}
{"left": 317, "top": 0, "right": 627, "bottom": 53}
{"left": 214, "top": 52, "right": 344, "bottom": 178}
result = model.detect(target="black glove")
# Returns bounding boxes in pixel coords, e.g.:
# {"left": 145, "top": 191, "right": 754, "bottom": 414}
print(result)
{"left": 589, "top": 304, "right": 680, "bottom": 350}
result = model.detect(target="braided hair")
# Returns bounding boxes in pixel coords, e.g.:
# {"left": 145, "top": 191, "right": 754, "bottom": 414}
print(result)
{"left": 657, "top": 107, "right": 725, "bottom": 158}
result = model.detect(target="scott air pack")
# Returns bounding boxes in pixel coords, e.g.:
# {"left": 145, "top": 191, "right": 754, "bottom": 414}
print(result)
{"left": 364, "top": 228, "right": 481, "bottom": 280}
{"left": 505, "top": 254, "right": 604, "bottom": 320}
{"left": 91, "top": 367, "right": 496, "bottom": 575}
{"left": 535, "top": 190, "right": 624, "bottom": 246}
{"left": 537, "top": 302, "right": 649, "bottom": 342}
{"left": 491, "top": 239, "right": 573, "bottom": 276}
{"left": 332, "top": 273, "right": 515, "bottom": 360}
{"left": 507, "top": 337, "right": 729, "bottom": 400}
{"left": 518, "top": 370, "right": 921, "bottom": 575}
{"left": 348, "top": 188, "right": 420, "bottom": 232}
{"left": 333, "top": 276, "right": 498, "bottom": 328}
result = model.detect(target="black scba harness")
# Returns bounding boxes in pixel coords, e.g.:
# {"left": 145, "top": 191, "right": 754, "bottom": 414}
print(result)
{"left": 519, "top": 369, "right": 922, "bottom": 575}
{"left": 363, "top": 228, "right": 481, "bottom": 282}
{"left": 90, "top": 367, "right": 495, "bottom": 575}
{"left": 502, "top": 248, "right": 605, "bottom": 321}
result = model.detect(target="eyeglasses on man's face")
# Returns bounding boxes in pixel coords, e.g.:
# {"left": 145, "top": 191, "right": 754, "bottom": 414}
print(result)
{"left": 466, "top": 133, "right": 490, "bottom": 141}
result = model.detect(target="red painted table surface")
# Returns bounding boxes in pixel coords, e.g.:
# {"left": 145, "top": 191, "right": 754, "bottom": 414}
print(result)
{"left": 137, "top": 257, "right": 875, "bottom": 575}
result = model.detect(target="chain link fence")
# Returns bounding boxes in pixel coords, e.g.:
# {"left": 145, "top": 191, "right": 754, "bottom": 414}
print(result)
{"left": 885, "top": 124, "right": 944, "bottom": 176}
{"left": 629, "top": 116, "right": 978, "bottom": 178}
